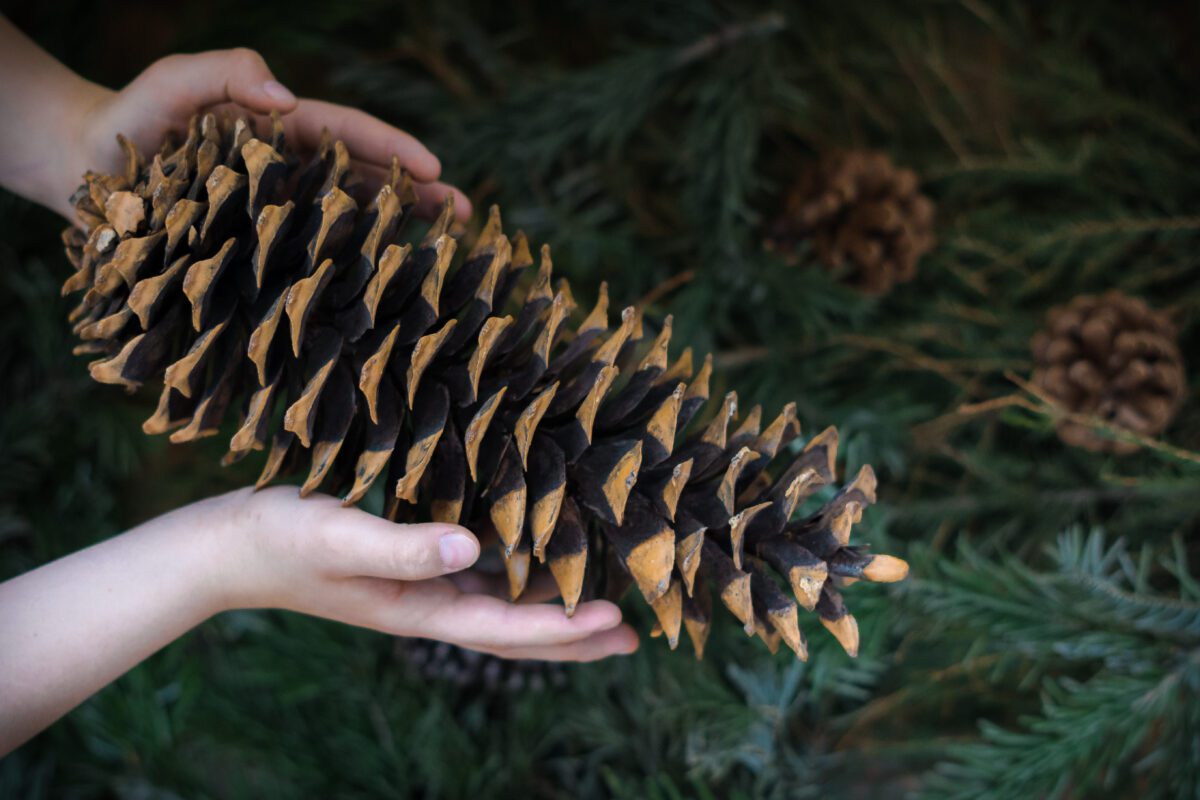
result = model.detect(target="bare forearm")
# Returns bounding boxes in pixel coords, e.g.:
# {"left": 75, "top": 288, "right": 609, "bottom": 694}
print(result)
{"left": 0, "top": 15, "right": 108, "bottom": 217}
{"left": 0, "top": 498, "right": 231, "bottom": 755}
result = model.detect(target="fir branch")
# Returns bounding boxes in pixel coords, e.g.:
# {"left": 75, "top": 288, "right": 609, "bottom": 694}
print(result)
{"left": 910, "top": 530, "right": 1200, "bottom": 798}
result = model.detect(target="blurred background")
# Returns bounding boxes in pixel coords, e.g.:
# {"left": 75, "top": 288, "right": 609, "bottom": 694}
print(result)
{"left": 1, "top": 1, "right": 1198, "bottom": 797}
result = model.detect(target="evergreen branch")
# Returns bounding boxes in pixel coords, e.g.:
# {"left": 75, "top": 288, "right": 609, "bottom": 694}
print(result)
{"left": 1012, "top": 215, "right": 1200, "bottom": 260}
{"left": 636, "top": 269, "right": 696, "bottom": 311}
{"left": 670, "top": 12, "right": 786, "bottom": 69}
{"left": 915, "top": 375, "right": 1200, "bottom": 467}
{"left": 912, "top": 530, "right": 1200, "bottom": 797}
{"left": 914, "top": 530, "right": 1200, "bottom": 666}
{"left": 924, "top": 668, "right": 1192, "bottom": 800}
{"left": 1005, "top": 372, "right": 1200, "bottom": 466}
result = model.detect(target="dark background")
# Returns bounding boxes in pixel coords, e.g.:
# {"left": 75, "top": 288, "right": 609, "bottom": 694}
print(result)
{"left": 1, "top": 1, "right": 1198, "bottom": 797}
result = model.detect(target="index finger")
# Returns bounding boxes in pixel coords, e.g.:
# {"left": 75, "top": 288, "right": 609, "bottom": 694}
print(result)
{"left": 415, "top": 591, "right": 625, "bottom": 650}
{"left": 283, "top": 98, "right": 442, "bottom": 183}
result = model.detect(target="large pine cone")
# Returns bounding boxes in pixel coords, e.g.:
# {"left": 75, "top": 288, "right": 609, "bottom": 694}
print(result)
{"left": 766, "top": 150, "right": 935, "bottom": 294}
{"left": 60, "top": 112, "right": 909, "bottom": 659}
{"left": 1031, "top": 291, "right": 1186, "bottom": 453}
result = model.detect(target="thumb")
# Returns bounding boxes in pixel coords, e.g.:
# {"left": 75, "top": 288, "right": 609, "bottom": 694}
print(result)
{"left": 134, "top": 48, "right": 298, "bottom": 117}
{"left": 317, "top": 505, "right": 481, "bottom": 581}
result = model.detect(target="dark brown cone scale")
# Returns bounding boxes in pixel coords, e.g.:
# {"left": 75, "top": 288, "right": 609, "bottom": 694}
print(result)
{"left": 1031, "top": 291, "right": 1186, "bottom": 453}
{"left": 766, "top": 149, "right": 935, "bottom": 294}
{"left": 61, "top": 112, "right": 910, "bottom": 659}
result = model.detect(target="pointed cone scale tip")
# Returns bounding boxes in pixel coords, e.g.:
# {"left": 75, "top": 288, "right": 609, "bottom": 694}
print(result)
{"left": 717, "top": 573, "right": 754, "bottom": 636}
{"left": 467, "top": 204, "right": 503, "bottom": 260}
{"left": 549, "top": 551, "right": 586, "bottom": 617}
{"left": 755, "top": 619, "right": 781, "bottom": 654}
{"left": 821, "top": 614, "right": 860, "bottom": 657}
{"left": 627, "top": 527, "right": 675, "bottom": 603}
{"left": 791, "top": 572, "right": 826, "bottom": 613}
{"left": 490, "top": 485, "right": 526, "bottom": 556}
{"left": 805, "top": 426, "right": 840, "bottom": 479}
{"left": 675, "top": 530, "right": 704, "bottom": 597}
{"left": 685, "top": 353, "right": 713, "bottom": 401}
{"left": 603, "top": 440, "right": 642, "bottom": 526}
{"left": 863, "top": 554, "right": 909, "bottom": 583}
{"left": 510, "top": 230, "right": 533, "bottom": 269}
{"left": 684, "top": 612, "right": 710, "bottom": 660}
{"left": 650, "top": 581, "right": 682, "bottom": 649}
{"left": 852, "top": 463, "right": 878, "bottom": 503}
{"left": 579, "top": 282, "right": 609, "bottom": 334}
{"left": 423, "top": 194, "right": 455, "bottom": 244}
{"left": 656, "top": 453, "right": 692, "bottom": 521}
{"left": 769, "top": 606, "right": 807, "bottom": 661}
{"left": 503, "top": 546, "right": 531, "bottom": 601}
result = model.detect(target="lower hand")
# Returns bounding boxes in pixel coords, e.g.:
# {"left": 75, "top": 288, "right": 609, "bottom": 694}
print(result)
{"left": 199, "top": 486, "right": 638, "bottom": 662}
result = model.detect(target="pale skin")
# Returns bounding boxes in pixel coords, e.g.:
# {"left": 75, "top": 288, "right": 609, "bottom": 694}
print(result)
{"left": 0, "top": 18, "right": 639, "bottom": 756}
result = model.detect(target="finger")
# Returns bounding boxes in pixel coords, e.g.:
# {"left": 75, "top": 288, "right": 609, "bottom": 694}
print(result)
{"left": 354, "top": 162, "right": 472, "bottom": 221}
{"left": 134, "top": 49, "right": 298, "bottom": 120}
{"left": 283, "top": 99, "right": 441, "bottom": 183}
{"left": 415, "top": 180, "right": 472, "bottom": 222}
{"left": 443, "top": 569, "right": 502, "bottom": 596}
{"left": 487, "top": 625, "right": 640, "bottom": 663}
{"left": 417, "top": 595, "right": 625, "bottom": 650}
{"left": 310, "top": 500, "right": 480, "bottom": 580}
{"left": 216, "top": 112, "right": 471, "bottom": 222}
{"left": 312, "top": 575, "right": 618, "bottom": 648}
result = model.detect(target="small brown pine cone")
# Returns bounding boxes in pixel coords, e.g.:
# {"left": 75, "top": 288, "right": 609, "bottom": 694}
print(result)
{"left": 766, "top": 150, "right": 935, "bottom": 294}
{"left": 1031, "top": 291, "right": 1186, "bottom": 453}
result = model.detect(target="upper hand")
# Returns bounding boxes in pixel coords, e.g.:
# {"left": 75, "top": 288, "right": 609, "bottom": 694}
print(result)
{"left": 193, "top": 486, "right": 638, "bottom": 663}
{"left": 57, "top": 48, "right": 470, "bottom": 221}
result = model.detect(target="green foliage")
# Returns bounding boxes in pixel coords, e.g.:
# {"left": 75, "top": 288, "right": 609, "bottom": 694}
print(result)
{"left": 2, "top": 0, "right": 1198, "bottom": 797}
{"left": 912, "top": 531, "right": 1200, "bottom": 799}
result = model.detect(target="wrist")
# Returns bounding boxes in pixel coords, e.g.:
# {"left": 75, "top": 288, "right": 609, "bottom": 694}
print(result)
{"left": 190, "top": 486, "right": 302, "bottom": 614}
{"left": 141, "top": 487, "right": 262, "bottom": 618}
{"left": 4, "top": 72, "right": 111, "bottom": 219}
{"left": 50, "top": 79, "right": 115, "bottom": 215}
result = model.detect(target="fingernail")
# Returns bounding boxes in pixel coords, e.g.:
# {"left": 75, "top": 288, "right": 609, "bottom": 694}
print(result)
{"left": 262, "top": 80, "right": 296, "bottom": 105}
{"left": 439, "top": 532, "right": 478, "bottom": 570}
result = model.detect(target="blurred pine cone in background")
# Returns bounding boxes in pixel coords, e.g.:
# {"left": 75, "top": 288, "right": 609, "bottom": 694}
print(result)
{"left": 766, "top": 150, "right": 935, "bottom": 294}
{"left": 1031, "top": 291, "right": 1186, "bottom": 453}
{"left": 397, "top": 638, "right": 566, "bottom": 694}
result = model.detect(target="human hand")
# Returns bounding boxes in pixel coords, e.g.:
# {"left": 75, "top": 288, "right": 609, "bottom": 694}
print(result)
{"left": 0, "top": 484, "right": 635, "bottom": 754}
{"left": 200, "top": 486, "right": 638, "bottom": 662}
{"left": 53, "top": 48, "right": 471, "bottom": 221}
